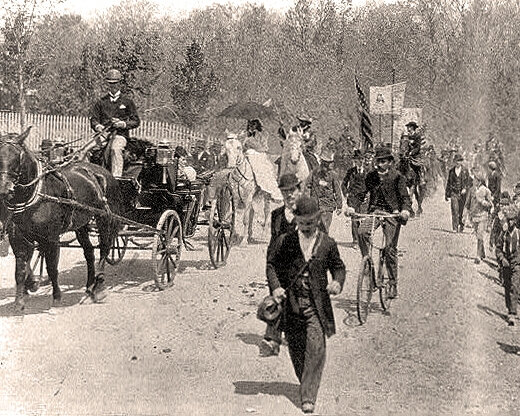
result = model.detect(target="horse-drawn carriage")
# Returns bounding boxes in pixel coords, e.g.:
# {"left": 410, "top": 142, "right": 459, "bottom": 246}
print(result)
{"left": 0, "top": 130, "right": 235, "bottom": 311}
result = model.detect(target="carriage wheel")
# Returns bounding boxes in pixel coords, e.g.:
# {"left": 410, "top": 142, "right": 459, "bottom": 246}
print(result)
{"left": 106, "top": 232, "right": 128, "bottom": 265}
{"left": 152, "top": 210, "right": 183, "bottom": 290}
{"left": 208, "top": 185, "right": 235, "bottom": 268}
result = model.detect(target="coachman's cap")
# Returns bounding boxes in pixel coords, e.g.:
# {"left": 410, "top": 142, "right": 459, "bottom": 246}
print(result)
{"left": 278, "top": 173, "right": 301, "bottom": 191}
{"left": 105, "top": 69, "right": 122, "bottom": 83}
{"left": 293, "top": 195, "right": 320, "bottom": 218}
{"left": 374, "top": 146, "right": 394, "bottom": 161}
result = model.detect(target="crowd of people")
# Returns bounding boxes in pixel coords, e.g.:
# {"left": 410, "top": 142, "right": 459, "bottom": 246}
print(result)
{"left": 81, "top": 68, "right": 517, "bottom": 413}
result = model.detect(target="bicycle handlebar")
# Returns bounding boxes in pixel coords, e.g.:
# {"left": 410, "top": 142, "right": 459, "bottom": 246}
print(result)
{"left": 348, "top": 212, "right": 401, "bottom": 219}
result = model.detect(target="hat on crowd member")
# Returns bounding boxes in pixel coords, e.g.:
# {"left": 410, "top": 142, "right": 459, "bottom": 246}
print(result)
{"left": 488, "top": 160, "right": 497, "bottom": 170}
{"left": 514, "top": 183, "right": 520, "bottom": 195}
{"left": 320, "top": 148, "right": 334, "bottom": 163}
{"left": 374, "top": 146, "right": 394, "bottom": 161}
{"left": 505, "top": 206, "right": 519, "bottom": 220}
{"left": 297, "top": 114, "right": 313, "bottom": 124}
{"left": 500, "top": 191, "right": 512, "bottom": 205}
{"left": 454, "top": 153, "right": 464, "bottom": 162}
{"left": 226, "top": 131, "right": 238, "bottom": 140}
{"left": 278, "top": 173, "right": 301, "bottom": 191}
{"left": 105, "top": 68, "right": 122, "bottom": 83}
{"left": 352, "top": 149, "right": 363, "bottom": 159}
{"left": 174, "top": 145, "right": 188, "bottom": 158}
{"left": 406, "top": 121, "right": 418, "bottom": 129}
{"left": 293, "top": 195, "right": 321, "bottom": 219}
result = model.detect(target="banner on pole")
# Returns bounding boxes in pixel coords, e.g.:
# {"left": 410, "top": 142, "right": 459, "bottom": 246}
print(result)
{"left": 369, "top": 82, "right": 406, "bottom": 115}
{"left": 394, "top": 107, "right": 423, "bottom": 135}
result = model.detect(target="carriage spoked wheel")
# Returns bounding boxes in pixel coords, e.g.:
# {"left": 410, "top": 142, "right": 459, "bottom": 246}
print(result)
{"left": 208, "top": 185, "right": 235, "bottom": 269}
{"left": 152, "top": 210, "right": 183, "bottom": 290}
{"left": 357, "top": 256, "right": 376, "bottom": 325}
{"left": 107, "top": 226, "right": 128, "bottom": 265}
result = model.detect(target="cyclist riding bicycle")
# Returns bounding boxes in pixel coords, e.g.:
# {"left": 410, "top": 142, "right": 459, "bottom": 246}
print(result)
{"left": 347, "top": 146, "right": 411, "bottom": 299}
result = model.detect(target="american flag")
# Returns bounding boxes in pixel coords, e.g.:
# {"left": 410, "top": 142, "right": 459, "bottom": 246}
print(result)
{"left": 355, "top": 76, "right": 373, "bottom": 150}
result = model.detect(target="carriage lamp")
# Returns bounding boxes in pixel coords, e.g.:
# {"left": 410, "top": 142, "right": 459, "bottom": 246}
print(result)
{"left": 156, "top": 142, "right": 173, "bottom": 166}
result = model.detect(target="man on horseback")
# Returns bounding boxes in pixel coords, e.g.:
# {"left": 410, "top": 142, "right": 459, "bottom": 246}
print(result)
{"left": 90, "top": 68, "right": 141, "bottom": 177}
{"left": 297, "top": 115, "right": 320, "bottom": 173}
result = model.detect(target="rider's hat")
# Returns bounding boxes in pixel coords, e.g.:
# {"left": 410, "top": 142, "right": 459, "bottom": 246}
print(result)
{"left": 293, "top": 195, "right": 321, "bottom": 219}
{"left": 278, "top": 173, "right": 301, "bottom": 191}
{"left": 374, "top": 146, "right": 394, "bottom": 161}
{"left": 454, "top": 153, "right": 464, "bottom": 161}
{"left": 406, "top": 121, "right": 418, "bottom": 129}
{"left": 297, "top": 114, "right": 313, "bottom": 124}
{"left": 320, "top": 148, "right": 334, "bottom": 163}
{"left": 105, "top": 68, "right": 122, "bottom": 83}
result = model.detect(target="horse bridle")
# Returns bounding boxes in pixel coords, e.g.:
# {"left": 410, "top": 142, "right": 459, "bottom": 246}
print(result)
{"left": 0, "top": 141, "right": 26, "bottom": 185}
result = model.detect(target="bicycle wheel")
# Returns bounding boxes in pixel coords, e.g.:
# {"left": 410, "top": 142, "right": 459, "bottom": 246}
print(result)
{"left": 378, "top": 251, "right": 392, "bottom": 312}
{"left": 357, "top": 256, "right": 375, "bottom": 325}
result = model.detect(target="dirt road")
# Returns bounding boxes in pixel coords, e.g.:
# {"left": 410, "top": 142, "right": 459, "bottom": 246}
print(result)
{"left": 1, "top": 191, "right": 520, "bottom": 415}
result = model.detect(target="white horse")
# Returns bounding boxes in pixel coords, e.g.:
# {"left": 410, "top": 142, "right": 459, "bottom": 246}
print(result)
{"left": 224, "top": 136, "right": 279, "bottom": 244}
{"left": 278, "top": 126, "right": 310, "bottom": 185}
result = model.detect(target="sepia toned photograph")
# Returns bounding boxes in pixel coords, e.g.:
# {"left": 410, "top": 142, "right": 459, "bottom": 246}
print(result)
{"left": 0, "top": 0, "right": 519, "bottom": 414}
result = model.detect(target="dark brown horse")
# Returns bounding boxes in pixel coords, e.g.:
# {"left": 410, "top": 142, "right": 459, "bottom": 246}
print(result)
{"left": 0, "top": 128, "right": 121, "bottom": 311}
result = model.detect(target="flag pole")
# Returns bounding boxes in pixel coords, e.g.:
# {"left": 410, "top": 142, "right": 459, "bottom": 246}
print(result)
{"left": 391, "top": 68, "right": 395, "bottom": 149}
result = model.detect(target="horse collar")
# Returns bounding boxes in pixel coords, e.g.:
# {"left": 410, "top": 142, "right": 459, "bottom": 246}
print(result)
{"left": 5, "top": 159, "right": 44, "bottom": 214}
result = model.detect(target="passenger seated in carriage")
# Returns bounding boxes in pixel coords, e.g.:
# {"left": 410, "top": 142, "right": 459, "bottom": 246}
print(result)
{"left": 174, "top": 146, "right": 197, "bottom": 182}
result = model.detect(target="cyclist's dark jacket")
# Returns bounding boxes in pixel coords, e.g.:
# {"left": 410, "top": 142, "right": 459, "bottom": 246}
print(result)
{"left": 364, "top": 168, "right": 412, "bottom": 214}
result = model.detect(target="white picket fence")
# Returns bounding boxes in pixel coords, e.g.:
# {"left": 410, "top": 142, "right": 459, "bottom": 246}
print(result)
{"left": 0, "top": 111, "right": 217, "bottom": 151}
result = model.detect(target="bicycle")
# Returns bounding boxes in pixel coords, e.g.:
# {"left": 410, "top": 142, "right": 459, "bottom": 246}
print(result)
{"left": 348, "top": 212, "right": 401, "bottom": 325}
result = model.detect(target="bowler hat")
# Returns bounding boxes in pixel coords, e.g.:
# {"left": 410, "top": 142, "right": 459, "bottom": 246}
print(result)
{"left": 374, "top": 146, "right": 394, "bottom": 161}
{"left": 257, "top": 295, "right": 283, "bottom": 324}
{"left": 293, "top": 195, "right": 320, "bottom": 218}
{"left": 406, "top": 121, "right": 418, "bottom": 129}
{"left": 105, "top": 68, "right": 122, "bottom": 83}
{"left": 297, "top": 114, "right": 312, "bottom": 124}
{"left": 278, "top": 173, "right": 301, "bottom": 191}
{"left": 454, "top": 153, "right": 464, "bottom": 161}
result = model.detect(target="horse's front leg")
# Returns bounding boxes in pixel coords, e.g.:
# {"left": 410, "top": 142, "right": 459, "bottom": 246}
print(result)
{"left": 75, "top": 225, "right": 97, "bottom": 299}
{"left": 9, "top": 231, "right": 33, "bottom": 311}
{"left": 42, "top": 242, "right": 62, "bottom": 305}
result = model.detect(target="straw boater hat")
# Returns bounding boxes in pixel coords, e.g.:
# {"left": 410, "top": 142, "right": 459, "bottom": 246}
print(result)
{"left": 105, "top": 69, "right": 122, "bottom": 83}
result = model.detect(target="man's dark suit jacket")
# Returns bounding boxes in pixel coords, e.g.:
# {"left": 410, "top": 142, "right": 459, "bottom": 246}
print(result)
{"left": 364, "top": 168, "right": 412, "bottom": 214}
{"left": 270, "top": 206, "right": 296, "bottom": 241}
{"left": 445, "top": 166, "right": 471, "bottom": 199}
{"left": 266, "top": 230, "right": 346, "bottom": 337}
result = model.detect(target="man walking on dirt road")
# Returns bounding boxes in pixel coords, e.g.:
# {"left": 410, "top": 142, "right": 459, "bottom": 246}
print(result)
{"left": 266, "top": 195, "right": 345, "bottom": 414}
{"left": 445, "top": 153, "right": 471, "bottom": 233}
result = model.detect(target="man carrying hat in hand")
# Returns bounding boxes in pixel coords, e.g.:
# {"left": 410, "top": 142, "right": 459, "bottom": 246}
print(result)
{"left": 349, "top": 146, "right": 411, "bottom": 299}
{"left": 90, "top": 68, "right": 140, "bottom": 177}
{"left": 266, "top": 194, "right": 346, "bottom": 414}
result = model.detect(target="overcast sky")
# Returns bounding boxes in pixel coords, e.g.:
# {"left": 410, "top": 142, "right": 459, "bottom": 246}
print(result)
{"left": 59, "top": 0, "right": 380, "bottom": 18}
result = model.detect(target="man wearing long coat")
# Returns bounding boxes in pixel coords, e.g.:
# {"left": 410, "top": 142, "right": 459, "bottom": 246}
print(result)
{"left": 266, "top": 195, "right": 345, "bottom": 413}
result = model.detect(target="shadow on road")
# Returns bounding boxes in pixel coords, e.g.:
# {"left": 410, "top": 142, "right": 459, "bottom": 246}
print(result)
{"left": 431, "top": 227, "right": 456, "bottom": 235}
{"left": 448, "top": 252, "right": 474, "bottom": 261}
{"left": 0, "top": 291, "right": 85, "bottom": 317}
{"left": 233, "top": 381, "right": 300, "bottom": 408}
{"left": 477, "top": 304, "right": 509, "bottom": 323}
{"left": 477, "top": 270, "right": 501, "bottom": 286}
{"left": 497, "top": 341, "right": 520, "bottom": 356}
{"left": 236, "top": 332, "right": 263, "bottom": 347}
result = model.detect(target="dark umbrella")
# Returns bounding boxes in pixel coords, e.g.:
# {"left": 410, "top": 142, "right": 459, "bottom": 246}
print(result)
{"left": 218, "top": 101, "right": 277, "bottom": 120}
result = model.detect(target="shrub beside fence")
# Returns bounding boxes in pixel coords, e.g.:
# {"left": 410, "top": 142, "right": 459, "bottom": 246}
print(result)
{"left": 0, "top": 111, "right": 217, "bottom": 151}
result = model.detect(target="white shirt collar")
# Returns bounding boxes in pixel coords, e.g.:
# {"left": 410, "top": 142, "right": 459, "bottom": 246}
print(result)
{"left": 284, "top": 207, "right": 294, "bottom": 223}
{"left": 298, "top": 229, "right": 319, "bottom": 261}
{"left": 109, "top": 91, "right": 121, "bottom": 102}
{"left": 455, "top": 166, "right": 462, "bottom": 175}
